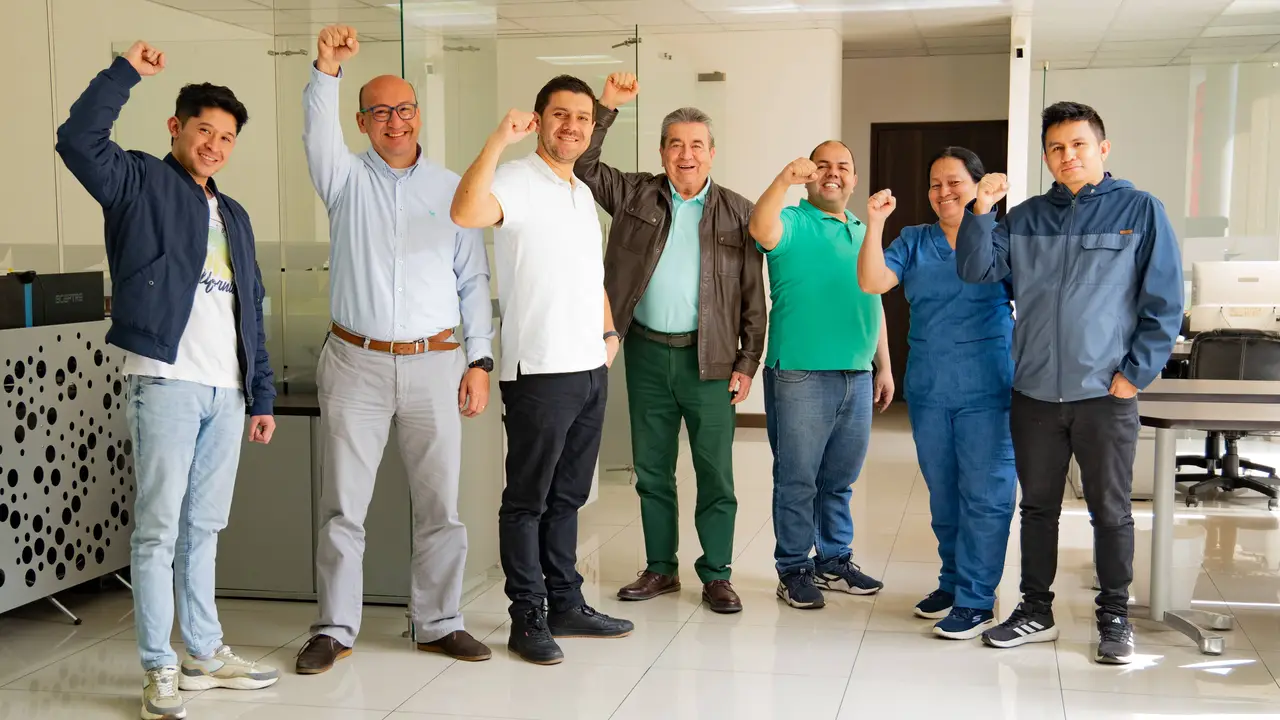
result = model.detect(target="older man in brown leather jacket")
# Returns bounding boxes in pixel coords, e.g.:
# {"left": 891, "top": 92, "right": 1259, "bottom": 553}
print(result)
{"left": 574, "top": 72, "right": 766, "bottom": 614}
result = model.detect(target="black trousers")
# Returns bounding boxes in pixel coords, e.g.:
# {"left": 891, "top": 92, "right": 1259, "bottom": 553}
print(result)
{"left": 498, "top": 366, "right": 608, "bottom": 614}
{"left": 1010, "top": 391, "right": 1139, "bottom": 620}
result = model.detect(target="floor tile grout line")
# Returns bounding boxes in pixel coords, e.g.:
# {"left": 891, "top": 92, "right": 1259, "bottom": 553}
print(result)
{"left": 831, "top": 626, "right": 868, "bottom": 720}
{"left": 861, "top": 468, "right": 918, "bottom": 625}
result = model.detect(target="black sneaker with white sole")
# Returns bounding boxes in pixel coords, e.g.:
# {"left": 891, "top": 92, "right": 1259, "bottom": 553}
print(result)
{"left": 981, "top": 602, "right": 1059, "bottom": 648}
{"left": 815, "top": 558, "right": 883, "bottom": 596}
{"left": 1095, "top": 613, "right": 1135, "bottom": 664}
{"left": 914, "top": 589, "right": 954, "bottom": 620}
{"left": 777, "top": 568, "right": 826, "bottom": 609}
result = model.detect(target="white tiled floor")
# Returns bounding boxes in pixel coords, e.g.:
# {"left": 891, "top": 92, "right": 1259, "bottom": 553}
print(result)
{"left": 6, "top": 409, "right": 1280, "bottom": 719}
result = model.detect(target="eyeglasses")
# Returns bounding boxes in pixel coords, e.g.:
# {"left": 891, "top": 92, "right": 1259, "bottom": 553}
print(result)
{"left": 361, "top": 102, "right": 418, "bottom": 123}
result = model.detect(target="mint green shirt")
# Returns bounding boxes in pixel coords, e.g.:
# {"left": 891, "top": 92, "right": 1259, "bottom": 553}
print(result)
{"left": 762, "top": 199, "right": 882, "bottom": 371}
{"left": 634, "top": 180, "right": 707, "bottom": 333}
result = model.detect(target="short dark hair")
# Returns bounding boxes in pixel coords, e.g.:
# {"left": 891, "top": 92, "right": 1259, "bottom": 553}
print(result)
{"left": 175, "top": 83, "right": 248, "bottom": 134}
{"left": 809, "top": 140, "right": 856, "bottom": 174}
{"left": 928, "top": 146, "right": 985, "bottom": 183}
{"left": 1041, "top": 101, "right": 1105, "bottom": 150}
{"left": 534, "top": 75, "right": 596, "bottom": 117}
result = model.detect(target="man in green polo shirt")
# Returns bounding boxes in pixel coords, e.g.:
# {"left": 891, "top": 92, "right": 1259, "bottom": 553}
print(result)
{"left": 748, "top": 140, "right": 894, "bottom": 610}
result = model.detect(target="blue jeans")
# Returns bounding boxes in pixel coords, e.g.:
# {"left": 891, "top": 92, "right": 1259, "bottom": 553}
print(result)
{"left": 765, "top": 368, "right": 872, "bottom": 576}
{"left": 907, "top": 402, "right": 1016, "bottom": 611}
{"left": 127, "top": 376, "right": 244, "bottom": 670}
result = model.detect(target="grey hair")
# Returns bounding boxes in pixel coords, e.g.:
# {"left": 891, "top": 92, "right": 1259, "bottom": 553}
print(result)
{"left": 660, "top": 107, "right": 715, "bottom": 148}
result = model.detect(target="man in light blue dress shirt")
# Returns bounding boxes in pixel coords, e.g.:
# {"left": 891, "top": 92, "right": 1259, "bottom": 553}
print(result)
{"left": 294, "top": 24, "right": 496, "bottom": 674}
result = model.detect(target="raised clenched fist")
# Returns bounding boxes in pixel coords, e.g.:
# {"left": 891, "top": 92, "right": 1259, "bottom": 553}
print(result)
{"left": 867, "top": 189, "right": 896, "bottom": 222}
{"left": 975, "top": 172, "right": 1009, "bottom": 214}
{"left": 123, "top": 41, "right": 165, "bottom": 77}
{"left": 601, "top": 72, "right": 639, "bottom": 109}
{"left": 317, "top": 25, "right": 359, "bottom": 75}
{"left": 492, "top": 109, "right": 538, "bottom": 147}
{"left": 778, "top": 158, "right": 819, "bottom": 186}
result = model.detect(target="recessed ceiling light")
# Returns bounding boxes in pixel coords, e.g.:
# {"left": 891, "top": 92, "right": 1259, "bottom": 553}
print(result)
{"left": 388, "top": 1, "right": 496, "bottom": 27}
{"left": 536, "top": 54, "right": 625, "bottom": 65}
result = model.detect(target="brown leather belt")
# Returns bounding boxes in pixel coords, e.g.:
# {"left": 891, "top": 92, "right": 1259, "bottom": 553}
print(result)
{"left": 329, "top": 323, "right": 459, "bottom": 355}
{"left": 632, "top": 322, "right": 697, "bottom": 348}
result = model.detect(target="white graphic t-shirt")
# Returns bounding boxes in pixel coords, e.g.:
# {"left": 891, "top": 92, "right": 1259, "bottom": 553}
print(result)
{"left": 124, "top": 195, "right": 243, "bottom": 389}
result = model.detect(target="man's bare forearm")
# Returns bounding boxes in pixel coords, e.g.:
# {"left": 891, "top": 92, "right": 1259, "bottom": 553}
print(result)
{"left": 749, "top": 177, "right": 791, "bottom": 252}
{"left": 875, "top": 306, "right": 891, "bottom": 372}
{"left": 451, "top": 137, "right": 505, "bottom": 228}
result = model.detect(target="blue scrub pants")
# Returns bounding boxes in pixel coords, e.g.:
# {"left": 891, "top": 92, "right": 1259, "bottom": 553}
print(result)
{"left": 907, "top": 401, "right": 1017, "bottom": 611}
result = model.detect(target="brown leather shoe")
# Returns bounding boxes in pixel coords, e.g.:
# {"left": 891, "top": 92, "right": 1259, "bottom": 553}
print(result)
{"left": 617, "top": 571, "right": 680, "bottom": 601}
{"left": 417, "top": 630, "right": 492, "bottom": 662}
{"left": 703, "top": 580, "right": 743, "bottom": 614}
{"left": 295, "top": 634, "right": 352, "bottom": 675}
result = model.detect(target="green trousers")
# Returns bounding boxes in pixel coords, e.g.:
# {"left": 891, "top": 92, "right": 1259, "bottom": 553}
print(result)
{"left": 625, "top": 332, "right": 737, "bottom": 583}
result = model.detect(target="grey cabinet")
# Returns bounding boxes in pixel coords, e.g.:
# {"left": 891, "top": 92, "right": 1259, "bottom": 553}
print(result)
{"left": 215, "top": 416, "right": 316, "bottom": 597}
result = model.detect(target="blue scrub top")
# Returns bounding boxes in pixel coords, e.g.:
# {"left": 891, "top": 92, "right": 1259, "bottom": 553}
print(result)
{"left": 883, "top": 223, "right": 1015, "bottom": 407}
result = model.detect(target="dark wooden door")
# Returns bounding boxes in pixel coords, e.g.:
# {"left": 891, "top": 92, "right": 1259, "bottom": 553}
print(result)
{"left": 868, "top": 120, "right": 1009, "bottom": 401}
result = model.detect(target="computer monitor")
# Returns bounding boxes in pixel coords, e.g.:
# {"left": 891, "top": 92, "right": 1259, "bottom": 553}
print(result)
{"left": 1189, "top": 261, "right": 1280, "bottom": 332}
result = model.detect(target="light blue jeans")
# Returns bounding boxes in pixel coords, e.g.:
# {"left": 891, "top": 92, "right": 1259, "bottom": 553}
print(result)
{"left": 127, "top": 376, "right": 244, "bottom": 670}
{"left": 765, "top": 368, "right": 872, "bottom": 576}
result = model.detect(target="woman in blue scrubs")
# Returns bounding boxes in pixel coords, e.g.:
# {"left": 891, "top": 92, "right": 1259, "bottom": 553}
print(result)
{"left": 856, "top": 147, "right": 1017, "bottom": 640}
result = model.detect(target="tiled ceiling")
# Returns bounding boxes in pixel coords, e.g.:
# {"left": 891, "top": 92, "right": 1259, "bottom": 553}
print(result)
{"left": 145, "top": 0, "right": 1015, "bottom": 49}
{"left": 1034, "top": 0, "right": 1280, "bottom": 69}
{"left": 143, "top": 0, "right": 1280, "bottom": 66}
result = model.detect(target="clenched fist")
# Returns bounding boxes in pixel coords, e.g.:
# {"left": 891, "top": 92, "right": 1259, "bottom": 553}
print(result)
{"left": 491, "top": 109, "right": 537, "bottom": 147}
{"left": 974, "top": 172, "right": 1009, "bottom": 215}
{"left": 778, "top": 158, "right": 819, "bottom": 186}
{"left": 601, "top": 72, "right": 639, "bottom": 109}
{"left": 123, "top": 41, "right": 165, "bottom": 77}
{"left": 867, "top": 189, "right": 896, "bottom": 222}
{"left": 317, "top": 25, "right": 359, "bottom": 76}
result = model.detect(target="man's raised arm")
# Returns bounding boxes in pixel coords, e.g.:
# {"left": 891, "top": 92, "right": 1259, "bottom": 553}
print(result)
{"left": 956, "top": 172, "right": 1013, "bottom": 284}
{"left": 55, "top": 41, "right": 163, "bottom": 211}
{"left": 574, "top": 72, "right": 645, "bottom": 216}
{"left": 451, "top": 110, "right": 537, "bottom": 229}
{"left": 302, "top": 24, "right": 360, "bottom": 209}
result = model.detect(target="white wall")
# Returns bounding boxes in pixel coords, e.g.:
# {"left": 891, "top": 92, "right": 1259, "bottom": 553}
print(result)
{"left": 4, "top": 0, "right": 59, "bottom": 273}
{"left": 842, "top": 54, "right": 1010, "bottom": 213}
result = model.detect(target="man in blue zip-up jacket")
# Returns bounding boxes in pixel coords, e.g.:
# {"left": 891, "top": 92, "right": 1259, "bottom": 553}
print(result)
{"left": 956, "top": 101, "right": 1183, "bottom": 665}
{"left": 55, "top": 40, "right": 279, "bottom": 720}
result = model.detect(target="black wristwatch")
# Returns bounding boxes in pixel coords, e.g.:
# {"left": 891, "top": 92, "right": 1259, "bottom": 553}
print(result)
{"left": 604, "top": 331, "right": 621, "bottom": 341}
{"left": 468, "top": 357, "right": 494, "bottom": 372}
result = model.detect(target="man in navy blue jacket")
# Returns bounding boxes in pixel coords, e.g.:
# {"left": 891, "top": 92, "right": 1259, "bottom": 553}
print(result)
{"left": 956, "top": 101, "right": 1183, "bottom": 665}
{"left": 56, "top": 40, "right": 279, "bottom": 720}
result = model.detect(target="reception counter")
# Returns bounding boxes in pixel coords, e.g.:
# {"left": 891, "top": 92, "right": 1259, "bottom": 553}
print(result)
{"left": 0, "top": 320, "right": 133, "bottom": 616}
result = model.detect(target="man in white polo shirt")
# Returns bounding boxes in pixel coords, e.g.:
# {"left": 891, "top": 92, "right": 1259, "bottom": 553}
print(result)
{"left": 452, "top": 74, "right": 634, "bottom": 666}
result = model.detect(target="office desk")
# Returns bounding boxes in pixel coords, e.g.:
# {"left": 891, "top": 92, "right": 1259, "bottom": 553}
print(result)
{"left": 1138, "top": 385, "right": 1280, "bottom": 655}
{"left": 1143, "top": 378, "right": 1280, "bottom": 403}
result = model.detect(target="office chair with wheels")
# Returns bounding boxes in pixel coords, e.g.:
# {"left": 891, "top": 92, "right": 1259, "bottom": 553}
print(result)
{"left": 1175, "top": 328, "right": 1280, "bottom": 509}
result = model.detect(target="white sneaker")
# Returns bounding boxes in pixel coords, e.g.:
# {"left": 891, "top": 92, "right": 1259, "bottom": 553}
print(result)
{"left": 178, "top": 645, "right": 280, "bottom": 691}
{"left": 141, "top": 666, "right": 186, "bottom": 720}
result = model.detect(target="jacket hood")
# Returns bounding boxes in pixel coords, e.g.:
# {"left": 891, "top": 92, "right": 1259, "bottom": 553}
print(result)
{"left": 1046, "top": 172, "right": 1133, "bottom": 206}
